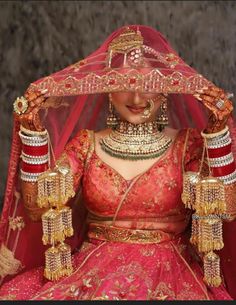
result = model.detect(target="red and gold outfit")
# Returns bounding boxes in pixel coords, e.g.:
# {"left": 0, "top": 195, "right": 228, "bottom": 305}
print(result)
{"left": 0, "top": 128, "right": 233, "bottom": 300}
{"left": 0, "top": 25, "right": 236, "bottom": 300}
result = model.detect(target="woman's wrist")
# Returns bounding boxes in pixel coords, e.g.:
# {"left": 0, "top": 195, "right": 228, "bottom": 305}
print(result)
{"left": 201, "top": 126, "right": 236, "bottom": 185}
{"left": 19, "top": 125, "right": 50, "bottom": 221}
{"left": 19, "top": 125, "right": 50, "bottom": 182}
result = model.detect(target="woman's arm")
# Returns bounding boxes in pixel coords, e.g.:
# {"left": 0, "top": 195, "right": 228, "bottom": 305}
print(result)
{"left": 193, "top": 85, "right": 236, "bottom": 221}
{"left": 14, "top": 89, "right": 50, "bottom": 221}
{"left": 14, "top": 89, "right": 91, "bottom": 221}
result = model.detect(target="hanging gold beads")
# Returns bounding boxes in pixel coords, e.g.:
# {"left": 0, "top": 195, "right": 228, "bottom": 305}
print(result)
{"left": 186, "top": 177, "right": 225, "bottom": 287}
{"left": 44, "top": 242, "right": 74, "bottom": 281}
{"left": 182, "top": 172, "right": 200, "bottom": 209}
{"left": 58, "top": 242, "right": 73, "bottom": 277}
{"left": 44, "top": 246, "right": 62, "bottom": 281}
{"left": 42, "top": 207, "right": 74, "bottom": 246}
{"left": 195, "top": 177, "right": 226, "bottom": 216}
{"left": 42, "top": 208, "right": 64, "bottom": 245}
{"left": 190, "top": 214, "right": 199, "bottom": 246}
{"left": 37, "top": 165, "right": 75, "bottom": 281}
{"left": 197, "top": 217, "right": 224, "bottom": 253}
{"left": 181, "top": 133, "right": 227, "bottom": 288}
{"left": 203, "top": 251, "right": 222, "bottom": 287}
{"left": 60, "top": 206, "right": 74, "bottom": 238}
{"left": 37, "top": 166, "right": 75, "bottom": 208}
{"left": 57, "top": 166, "right": 75, "bottom": 205}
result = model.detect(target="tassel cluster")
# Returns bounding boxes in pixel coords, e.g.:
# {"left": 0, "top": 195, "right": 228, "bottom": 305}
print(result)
{"left": 181, "top": 171, "right": 200, "bottom": 209}
{"left": 195, "top": 177, "right": 226, "bottom": 215}
{"left": 37, "top": 165, "right": 75, "bottom": 281}
{"left": 37, "top": 166, "right": 75, "bottom": 208}
{"left": 203, "top": 251, "right": 222, "bottom": 287}
{"left": 44, "top": 242, "right": 73, "bottom": 281}
{"left": 182, "top": 172, "right": 226, "bottom": 287}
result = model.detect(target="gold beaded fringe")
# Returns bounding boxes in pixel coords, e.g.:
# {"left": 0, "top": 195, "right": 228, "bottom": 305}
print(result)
{"left": 181, "top": 129, "right": 226, "bottom": 287}
{"left": 37, "top": 163, "right": 75, "bottom": 281}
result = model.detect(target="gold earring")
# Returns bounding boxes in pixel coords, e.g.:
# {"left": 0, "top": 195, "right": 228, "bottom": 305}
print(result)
{"left": 106, "top": 94, "right": 119, "bottom": 128}
{"left": 156, "top": 95, "right": 168, "bottom": 131}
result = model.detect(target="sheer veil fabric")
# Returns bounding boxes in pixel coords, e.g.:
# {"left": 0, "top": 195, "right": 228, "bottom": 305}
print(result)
{"left": 1, "top": 24, "right": 236, "bottom": 298}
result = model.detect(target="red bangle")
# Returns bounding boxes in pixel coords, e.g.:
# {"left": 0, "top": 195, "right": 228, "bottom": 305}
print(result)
{"left": 22, "top": 144, "right": 48, "bottom": 156}
{"left": 21, "top": 161, "right": 49, "bottom": 173}
{"left": 211, "top": 162, "right": 236, "bottom": 177}
{"left": 207, "top": 144, "right": 232, "bottom": 158}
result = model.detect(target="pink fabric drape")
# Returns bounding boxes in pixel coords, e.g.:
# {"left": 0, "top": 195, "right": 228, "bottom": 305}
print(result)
{"left": 0, "top": 24, "right": 236, "bottom": 298}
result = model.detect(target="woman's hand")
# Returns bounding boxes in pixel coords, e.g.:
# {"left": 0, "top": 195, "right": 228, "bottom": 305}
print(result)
{"left": 13, "top": 88, "right": 48, "bottom": 131}
{"left": 193, "top": 85, "right": 234, "bottom": 133}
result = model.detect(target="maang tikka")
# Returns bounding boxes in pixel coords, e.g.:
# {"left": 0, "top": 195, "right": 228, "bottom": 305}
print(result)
{"left": 106, "top": 94, "right": 119, "bottom": 128}
{"left": 156, "top": 95, "right": 169, "bottom": 131}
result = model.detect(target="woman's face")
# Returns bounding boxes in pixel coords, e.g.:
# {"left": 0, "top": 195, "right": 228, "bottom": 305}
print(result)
{"left": 110, "top": 91, "right": 163, "bottom": 125}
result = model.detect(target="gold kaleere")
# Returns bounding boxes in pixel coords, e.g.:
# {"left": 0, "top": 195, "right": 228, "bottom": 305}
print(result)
{"left": 60, "top": 206, "right": 74, "bottom": 238}
{"left": 42, "top": 208, "right": 64, "bottom": 245}
{"left": 191, "top": 178, "right": 225, "bottom": 287}
{"left": 195, "top": 177, "right": 226, "bottom": 216}
{"left": 181, "top": 129, "right": 202, "bottom": 210}
{"left": 57, "top": 166, "right": 75, "bottom": 206}
{"left": 181, "top": 172, "right": 200, "bottom": 209}
{"left": 37, "top": 170, "right": 60, "bottom": 208}
{"left": 203, "top": 251, "right": 222, "bottom": 287}
{"left": 37, "top": 139, "right": 75, "bottom": 281}
{"left": 197, "top": 217, "right": 224, "bottom": 253}
{"left": 57, "top": 242, "right": 73, "bottom": 277}
{"left": 190, "top": 214, "right": 199, "bottom": 246}
{"left": 44, "top": 246, "right": 62, "bottom": 281}
{"left": 181, "top": 131, "right": 227, "bottom": 287}
{"left": 37, "top": 166, "right": 75, "bottom": 208}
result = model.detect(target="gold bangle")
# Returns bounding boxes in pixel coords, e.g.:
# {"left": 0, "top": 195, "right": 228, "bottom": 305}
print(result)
{"left": 20, "top": 125, "right": 48, "bottom": 136}
{"left": 201, "top": 125, "right": 229, "bottom": 139}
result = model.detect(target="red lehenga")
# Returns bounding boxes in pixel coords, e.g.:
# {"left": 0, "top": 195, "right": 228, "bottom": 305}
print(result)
{"left": 0, "top": 128, "right": 232, "bottom": 300}
{"left": 1, "top": 25, "right": 236, "bottom": 300}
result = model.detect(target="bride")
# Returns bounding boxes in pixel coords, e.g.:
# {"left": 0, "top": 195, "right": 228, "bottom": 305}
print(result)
{"left": 0, "top": 25, "right": 235, "bottom": 300}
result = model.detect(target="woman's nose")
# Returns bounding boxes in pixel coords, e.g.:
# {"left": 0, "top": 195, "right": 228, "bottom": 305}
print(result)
{"left": 133, "top": 92, "right": 143, "bottom": 105}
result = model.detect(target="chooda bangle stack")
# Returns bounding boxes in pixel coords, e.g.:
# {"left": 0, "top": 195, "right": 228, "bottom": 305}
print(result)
{"left": 19, "top": 126, "right": 49, "bottom": 182}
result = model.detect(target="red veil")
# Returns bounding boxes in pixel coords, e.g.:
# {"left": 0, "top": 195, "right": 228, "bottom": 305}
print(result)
{"left": 1, "top": 24, "right": 236, "bottom": 298}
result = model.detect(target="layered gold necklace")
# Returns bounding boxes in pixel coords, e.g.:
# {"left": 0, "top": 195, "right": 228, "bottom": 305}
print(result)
{"left": 100, "top": 121, "right": 172, "bottom": 160}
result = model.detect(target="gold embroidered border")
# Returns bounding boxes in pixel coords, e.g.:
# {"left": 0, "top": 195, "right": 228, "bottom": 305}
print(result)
{"left": 88, "top": 223, "right": 175, "bottom": 244}
{"left": 29, "top": 70, "right": 211, "bottom": 96}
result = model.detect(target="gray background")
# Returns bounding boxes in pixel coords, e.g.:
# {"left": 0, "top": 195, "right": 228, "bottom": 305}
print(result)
{"left": 0, "top": 0, "right": 236, "bottom": 206}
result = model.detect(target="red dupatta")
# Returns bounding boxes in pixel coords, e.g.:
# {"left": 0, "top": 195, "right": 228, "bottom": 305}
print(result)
{"left": 1, "top": 24, "right": 236, "bottom": 298}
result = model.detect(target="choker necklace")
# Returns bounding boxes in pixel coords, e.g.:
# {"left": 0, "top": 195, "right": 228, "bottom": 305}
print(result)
{"left": 100, "top": 121, "right": 173, "bottom": 160}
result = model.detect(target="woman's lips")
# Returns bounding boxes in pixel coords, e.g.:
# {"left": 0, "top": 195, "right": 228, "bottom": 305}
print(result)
{"left": 127, "top": 105, "right": 146, "bottom": 114}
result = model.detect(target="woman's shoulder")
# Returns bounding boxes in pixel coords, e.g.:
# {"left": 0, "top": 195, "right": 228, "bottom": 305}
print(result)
{"left": 166, "top": 127, "right": 203, "bottom": 162}
{"left": 176, "top": 127, "right": 203, "bottom": 147}
{"left": 162, "top": 127, "right": 195, "bottom": 145}
{"left": 171, "top": 127, "right": 201, "bottom": 139}
{"left": 163, "top": 127, "right": 180, "bottom": 141}
{"left": 94, "top": 128, "right": 111, "bottom": 136}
